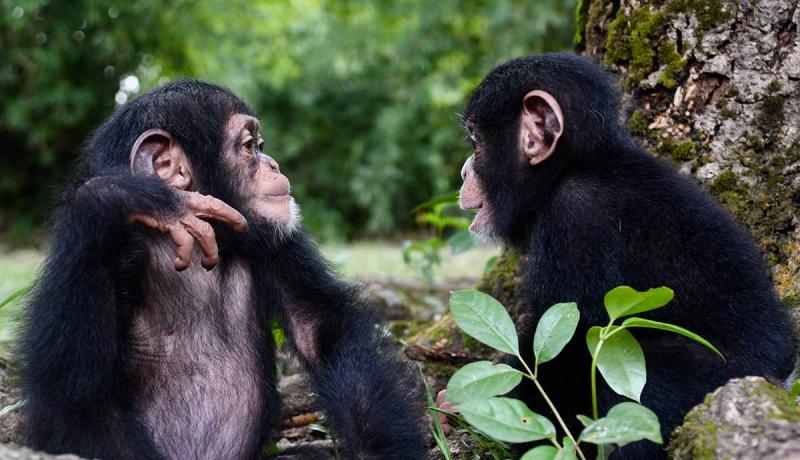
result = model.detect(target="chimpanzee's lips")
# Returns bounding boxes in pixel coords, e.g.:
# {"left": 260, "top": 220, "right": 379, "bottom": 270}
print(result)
{"left": 265, "top": 193, "right": 291, "bottom": 201}
{"left": 463, "top": 201, "right": 482, "bottom": 211}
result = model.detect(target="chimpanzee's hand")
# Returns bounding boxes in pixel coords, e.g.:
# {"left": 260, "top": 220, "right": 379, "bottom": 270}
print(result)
{"left": 436, "top": 389, "right": 460, "bottom": 436}
{"left": 128, "top": 191, "right": 248, "bottom": 271}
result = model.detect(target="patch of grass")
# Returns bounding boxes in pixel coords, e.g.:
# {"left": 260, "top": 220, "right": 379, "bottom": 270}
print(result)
{"left": 0, "top": 248, "right": 42, "bottom": 346}
{"left": 323, "top": 242, "right": 498, "bottom": 281}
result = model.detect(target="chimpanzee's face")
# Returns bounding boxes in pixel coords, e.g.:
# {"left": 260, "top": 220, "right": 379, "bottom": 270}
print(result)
{"left": 224, "top": 114, "right": 300, "bottom": 230}
{"left": 459, "top": 125, "right": 495, "bottom": 239}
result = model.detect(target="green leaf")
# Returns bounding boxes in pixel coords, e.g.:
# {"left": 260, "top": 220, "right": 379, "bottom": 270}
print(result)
{"left": 533, "top": 302, "right": 579, "bottom": 367}
{"left": 450, "top": 290, "right": 519, "bottom": 355}
{"left": 0, "top": 285, "right": 30, "bottom": 309}
{"left": 558, "top": 437, "right": 578, "bottom": 460}
{"left": 576, "top": 414, "right": 594, "bottom": 427}
{"left": 790, "top": 379, "right": 800, "bottom": 401}
{"left": 603, "top": 286, "right": 674, "bottom": 321}
{"left": 579, "top": 402, "right": 662, "bottom": 445}
{"left": 446, "top": 361, "right": 523, "bottom": 404}
{"left": 520, "top": 444, "right": 578, "bottom": 460}
{"left": 620, "top": 317, "right": 725, "bottom": 361}
{"left": 458, "top": 397, "right": 555, "bottom": 443}
{"left": 447, "top": 228, "right": 477, "bottom": 255}
{"left": 412, "top": 191, "right": 460, "bottom": 213}
{"left": 521, "top": 446, "right": 558, "bottom": 460}
{"left": 587, "top": 328, "right": 646, "bottom": 402}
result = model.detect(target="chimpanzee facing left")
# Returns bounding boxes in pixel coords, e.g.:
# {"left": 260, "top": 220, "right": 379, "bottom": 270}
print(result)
{"left": 20, "top": 80, "right": 426, "bottom": 460}
{"left": 455, "top": 53, "right": 797, "bottom": 458}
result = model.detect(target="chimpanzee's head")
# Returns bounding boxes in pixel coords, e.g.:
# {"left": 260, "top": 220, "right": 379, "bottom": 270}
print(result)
{"left": 84, "top": 79, "right": 300, "bottom": 234}
{"left": 458, "top": 53, "right": 624, "bottom": 245}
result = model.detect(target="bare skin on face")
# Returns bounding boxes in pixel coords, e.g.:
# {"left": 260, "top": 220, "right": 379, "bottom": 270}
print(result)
{"left": 459, "top": 153, "right": 493, "bottom": 235}
{"left": 225, "top": 114, "right": 297, "bottom": 226}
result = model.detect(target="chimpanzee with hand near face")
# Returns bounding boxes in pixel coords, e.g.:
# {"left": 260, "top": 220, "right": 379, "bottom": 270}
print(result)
{"left": 21, "top": 80, "right": 426, "bottom": 460}
{"left": 458, "top": 53, "right": 797, "bottom": 458}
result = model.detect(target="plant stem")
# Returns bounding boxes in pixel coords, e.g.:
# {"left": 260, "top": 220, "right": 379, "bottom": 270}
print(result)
{"left": 517, "top": 355, "right": 588, "bottom": 460}
{"left": 590, "top": 339, "right": 604, "bottom": 420}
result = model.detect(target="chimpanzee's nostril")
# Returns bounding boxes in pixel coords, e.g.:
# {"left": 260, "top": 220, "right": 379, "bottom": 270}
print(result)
{"left": 264, "top": 155, "right": 280, "bottom": 173}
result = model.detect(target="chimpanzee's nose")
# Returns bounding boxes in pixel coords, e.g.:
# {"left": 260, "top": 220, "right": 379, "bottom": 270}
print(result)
{"left": 460, "top": 155, "right": 474, "bottom": 181}
{"left": 264, "top": 155, "right": 280, "bottom": 173}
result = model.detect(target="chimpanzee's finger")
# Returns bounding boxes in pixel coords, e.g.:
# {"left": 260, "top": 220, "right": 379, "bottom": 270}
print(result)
{"left": 166, "top": 222, "right": 195, "bottom": 271}
{"left": 180, "top": 214, "right": 219, "bottom": 270}
{"left": 128, "top": 213, "right": 169, "bottom": 232}
{"left": 182, "top": 191, "right": 248, "bottom": 232}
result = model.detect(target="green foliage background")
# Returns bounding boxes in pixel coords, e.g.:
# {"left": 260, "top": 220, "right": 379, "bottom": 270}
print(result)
{"left": 1, "top": 0, "right": 575, "bottom": 241}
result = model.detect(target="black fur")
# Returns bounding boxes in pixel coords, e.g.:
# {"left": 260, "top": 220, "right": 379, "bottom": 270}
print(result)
{"left": 465, "top": 53, "right": 797, "bottom": 458}
{"left": 20, "top": 80, "right": 425, "bottom": 459}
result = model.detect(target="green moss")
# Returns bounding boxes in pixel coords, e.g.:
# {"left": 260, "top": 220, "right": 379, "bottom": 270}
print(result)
{"left": 767, "top": 79, "right": 782, "bottom": 93}
{"left": 727, "top": 86, "right": 741, "bottom": 98}
{"left": 790, "top": 137, "right": 800, "bottom": 161}
{"left": 758, "top": 95, "right": 786, "bottom": 134}
{"left": 783, "top": 292, "right": 800, "bottom": 310}
{"left": 745, "top": 134, "right": 765, "bottom": 151}
{"left": 573, "top": 0, "right": 589, "bottom": 46}
{"left": 719, "top": 108, "right": 738, "bottom": 119}
{"left": 755, "top": 379, "right": 800, "bottom": 423}
{"left": 716, "top": 98, "right": 728, "bottom": 109}
{"left": 710, "top": 171, "right": 741, "bottom": 195}
{"left": 605, "top": 7, "right": 671, "bottom": 89}
{"left": 628, "top": 109, "right": 650, "bottom": 136}
{"left": 669, "top": 0, "right": 730, "bottom": 30}
{"left": 660, "top": 138, "right": 696, "bottom": 162}
{"left": 388, "top": 320, "right": 428, "bottom": 339}
{"left": 656, "top": 42, "right": 686, "bottom": 89}
{"left": 668, "top": 419, "right": 721, "bottom": 459}
{"left": 602, "top": 4, "right": 694, "bottom": 89}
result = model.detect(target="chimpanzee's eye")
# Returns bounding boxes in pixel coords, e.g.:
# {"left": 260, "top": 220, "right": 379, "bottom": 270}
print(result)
{"left": 243, "top": 138, "right": 254, "bottom": 152}
{"left": 257, "top": 138, "right": 264, "bottom": 152}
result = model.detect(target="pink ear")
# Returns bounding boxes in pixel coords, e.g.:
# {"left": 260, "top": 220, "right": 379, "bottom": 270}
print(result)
{"left": 520, "top": 90, "right": 564, "bottom": 166}
{"left": 130, "top": 129, "right": 192, "bottom": 190}
{"left": 130, "top": 129, "right": 173, "bottom": 176}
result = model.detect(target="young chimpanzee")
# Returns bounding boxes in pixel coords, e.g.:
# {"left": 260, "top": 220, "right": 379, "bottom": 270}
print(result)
{"left": 21, "top": 80, "right": 426, "bottom": 460}
{"left": 457, "top": 53, "right": 797, "bottom": 458}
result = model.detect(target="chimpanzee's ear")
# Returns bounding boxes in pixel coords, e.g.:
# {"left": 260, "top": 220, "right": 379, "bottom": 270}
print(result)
{"left": 130, "top": 129, "right": 192, "bottom": 190}
{"left": 519, "top": 90, "right": 564, "bottom": 166}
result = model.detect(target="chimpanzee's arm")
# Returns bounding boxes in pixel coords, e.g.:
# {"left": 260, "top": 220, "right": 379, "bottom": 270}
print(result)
{"left": 21, "top": 172, "right": 178, "bottom": 460}
{"left": 270, "top": 233, "right": 426, "bottom": 459}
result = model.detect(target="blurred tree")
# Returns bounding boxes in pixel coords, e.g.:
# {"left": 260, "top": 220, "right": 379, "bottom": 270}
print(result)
{"left": 0, "top": 0, "right": 190, "bottom": 241}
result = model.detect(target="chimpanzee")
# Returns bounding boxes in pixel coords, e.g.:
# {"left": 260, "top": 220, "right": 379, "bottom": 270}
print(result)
{"left": 20, "top": 80, "right": 426, "bottom": 460}
{"left": 457, "top": 53, "right": 797, "bottom": 458}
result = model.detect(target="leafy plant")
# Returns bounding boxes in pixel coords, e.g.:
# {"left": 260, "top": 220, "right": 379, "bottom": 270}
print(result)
{"left": 0, "top": 285, "right": 30, "bottom": 310}
{"left": 443, "top": 286, "right": 724, "bottom": 460}
{"left": 403, "top": 191, "right": 479, "bottom": 284}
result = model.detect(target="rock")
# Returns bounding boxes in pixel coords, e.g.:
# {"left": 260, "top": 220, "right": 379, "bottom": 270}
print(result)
{"left": 278, "top": 373, "right": 317, "bottom": 418}
{"left": 669, "top": 377, "right": 800, "bottom": 460}
{"left": 0, "top": 360, "right": 22, "bottom": 444}
{"left": 0, "top": 444, "right": 85, "bottom": 460}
